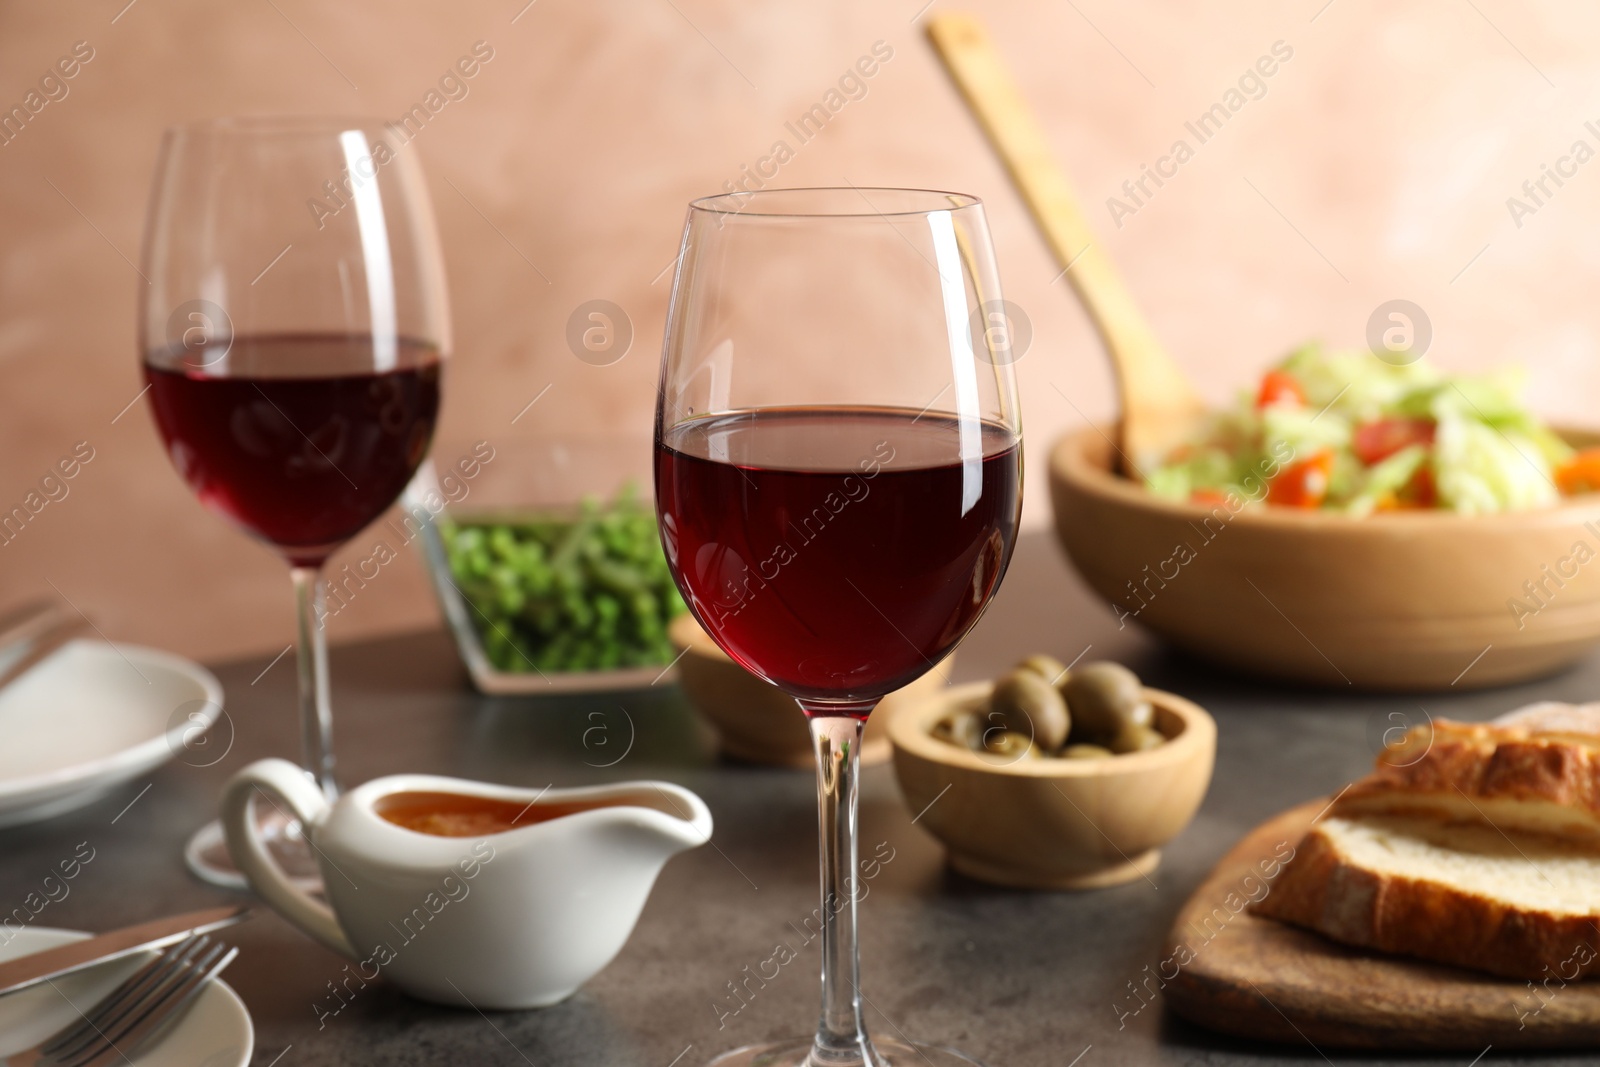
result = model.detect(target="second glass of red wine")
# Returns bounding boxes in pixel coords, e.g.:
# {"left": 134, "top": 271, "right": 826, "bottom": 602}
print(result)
{"left": 140, "top": 117, "right": 449, "bottom": 887}
{"left": 655, "top": 188, "right": 1022, "bottom": 1067}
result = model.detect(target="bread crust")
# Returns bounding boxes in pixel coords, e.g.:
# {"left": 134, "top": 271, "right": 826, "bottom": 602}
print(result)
{"left": 1339, "top": 720, "right": 1600, "bottom": 840}
{"left": 1252, "top": 822, "right": 1600, "bottom": 981}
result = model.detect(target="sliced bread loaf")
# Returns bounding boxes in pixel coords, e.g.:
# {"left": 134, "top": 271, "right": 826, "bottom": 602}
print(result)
{"left": 1253, "top": 813, "right": 1600, "bottom": 980}
{"left": 1337, "top": 719, "right": 1600, "bottom": 842}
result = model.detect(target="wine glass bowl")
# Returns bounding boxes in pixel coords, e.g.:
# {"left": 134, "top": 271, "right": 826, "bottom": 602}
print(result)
{"left": 654, "top": 187, "right": 1021, "bottom": 1067}
{"left": 657, "top": 188, "right": 1021, "bottom": 710}
{"left": 656, "top": 408, "right": 1017, "bottom": 710}
{"left": 142, "top": 117, "right": 449, "bottom": 574}
{"left": 144, "top": 334, "right": 441, "bottom": 567}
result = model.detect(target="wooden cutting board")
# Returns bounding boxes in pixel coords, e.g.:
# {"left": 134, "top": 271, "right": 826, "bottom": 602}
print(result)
{"left": 1161, "top": 800, "right": 1600, "bottom": 1050}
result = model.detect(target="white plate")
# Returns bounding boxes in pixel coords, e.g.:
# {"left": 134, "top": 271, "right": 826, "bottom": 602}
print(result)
{"left": 0, "top": 639, "right": 223, "bottom": 827}
{"left": 0, "top": 927, "right": 251, "bottom": 1065}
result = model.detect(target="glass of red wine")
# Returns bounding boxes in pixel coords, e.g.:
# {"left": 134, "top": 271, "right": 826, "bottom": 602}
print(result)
{"left": 140, "top": 117, "right": 448, "bottom": 887}
{"left": 655, "top": 188, "right": 1022, "bottom": 1067}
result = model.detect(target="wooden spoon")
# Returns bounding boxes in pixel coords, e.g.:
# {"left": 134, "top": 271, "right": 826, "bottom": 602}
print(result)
{"left": 926, "top": 12, "right": 1205, "bottom": 477}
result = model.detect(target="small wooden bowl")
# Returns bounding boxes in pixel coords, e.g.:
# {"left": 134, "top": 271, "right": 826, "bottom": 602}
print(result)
{"left": 1050, "top": 427, "right": 1600, "bottom": 690}
{"left": 889, "top": 681, "right": 1216, "bottom": 889}
{"left": 668, "top": 613, "right": 953, "bottom": 768}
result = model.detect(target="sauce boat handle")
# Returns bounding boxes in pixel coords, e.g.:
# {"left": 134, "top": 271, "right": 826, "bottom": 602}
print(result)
{"left": 220, "top": 758, "right": 356, "bottom": 958}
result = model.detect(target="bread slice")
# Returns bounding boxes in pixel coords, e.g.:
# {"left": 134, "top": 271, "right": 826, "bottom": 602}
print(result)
{"left": 1337, "top": 719, "right": 1600, "bottom": 842}
{"left": 1495, "top": 701, "right": 1600, "bottom": 735}
{"left": 1253, "top": 813, "right": 1600, "bottom": 980}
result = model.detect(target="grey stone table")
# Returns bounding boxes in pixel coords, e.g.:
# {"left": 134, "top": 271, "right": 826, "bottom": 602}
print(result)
{"left": 8, "top": 529, "right": 1598, "bottom": 1066}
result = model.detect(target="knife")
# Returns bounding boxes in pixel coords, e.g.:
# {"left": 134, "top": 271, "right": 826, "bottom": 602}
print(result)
{"left": 0, "top": 600, "right": 67, "bottom": 654}
{"left": 0, "top": 615, "right": 90, "bottom": 695}
{"left": 0, "top": 905, "right": 251, "bottom": 997}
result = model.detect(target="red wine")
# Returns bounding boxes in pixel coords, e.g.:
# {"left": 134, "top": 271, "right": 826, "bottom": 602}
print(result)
{"left": 655, "top": 407, "right": 1021, "bottom": 712}
{"left": 145, "top": 334, "right": 442, "bottom": 566}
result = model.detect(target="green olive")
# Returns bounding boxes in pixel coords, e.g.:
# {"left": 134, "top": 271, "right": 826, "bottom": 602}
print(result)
{"left": 989, "top": 670, "right": 1070, "bottom": 752}
{"left": 1012, "top": 653, "right": 1068, "bottom": 686}
{"left": 1061, "top": 743, "right": 1115, "bottom": 760}
{"left": 1109, "top": 722, "right": 1166, "bottom": 754}
{"left": 930, "top": 710, "right": 985, "bottom": 751}
{"left": 1127, "top": 700, "right": 1155, "bottom": 729}
{"left": 977, "top": 728, "right": 1041, "bottom": 762}
{"left": 1062, "top": 662, "right": 1145, "bottom": 742}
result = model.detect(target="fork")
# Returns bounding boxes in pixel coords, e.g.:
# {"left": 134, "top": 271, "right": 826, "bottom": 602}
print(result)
{"left": 4, "top": 933, "right": 239, "bottom": 1067}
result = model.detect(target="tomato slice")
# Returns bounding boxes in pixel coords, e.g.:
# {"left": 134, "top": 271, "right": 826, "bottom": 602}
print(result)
{"left": 1406, "top": 464, "right": 1438, "bottom": 507}
{"left": 1352, "top": 418, "right": 1435, "bottom": 466}
{"left": 1255, "top": 370, "right": 1307, "bottom": 410}
{"left": 1190, "top": 488, "right": 1228, "bottom": 505}
{"left": 1556, "top": 447, "right": 1600, "bottom": 495}
{"left": 1266, "top": 449, "right": 1334, "bottom": 508}
{"left": 1378, "top": 464, "right": 1437, "bottom": 510}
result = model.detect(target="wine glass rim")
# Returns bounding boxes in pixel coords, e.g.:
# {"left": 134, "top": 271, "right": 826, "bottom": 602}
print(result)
{"left": 164, "top": 115, "right": 397, "bottom": 138}
{"left": 689, "top": 186, "right": 982, "bottom": 218}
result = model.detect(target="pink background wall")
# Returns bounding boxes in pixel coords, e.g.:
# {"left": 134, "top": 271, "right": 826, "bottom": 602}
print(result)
{"left": 0, "top": 0, "right": 1594, "bottom": 661}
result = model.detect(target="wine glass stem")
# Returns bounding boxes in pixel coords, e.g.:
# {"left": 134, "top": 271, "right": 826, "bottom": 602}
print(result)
{"left": 807, "top": 713, "right": 875, "bottom": 1067}
{"left": 291, "top": 565, "right": 337, "bottom": 799}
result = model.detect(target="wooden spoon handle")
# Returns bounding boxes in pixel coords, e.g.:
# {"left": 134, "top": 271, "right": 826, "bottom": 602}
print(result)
{"left": 926, "top": 12, "right": 1203, "bottom": 473}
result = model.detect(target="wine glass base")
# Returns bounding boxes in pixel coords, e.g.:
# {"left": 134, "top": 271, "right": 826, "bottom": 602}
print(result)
{"left": 708, "top": 1038, "right": 987, "bottom": 1067}
{"left": 183, "top": 812, "right": 325, "bottom": 894}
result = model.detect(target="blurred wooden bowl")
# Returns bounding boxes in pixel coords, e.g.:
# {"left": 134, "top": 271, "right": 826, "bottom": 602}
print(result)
{"left": 668, "top": 613, "right": 953, "bottom": 768}
{"left": 890, "top": 681, "right": 1215, "bottom": 889}
{"left": 1050, "top": 426, "right": 1600, "bottom": 690}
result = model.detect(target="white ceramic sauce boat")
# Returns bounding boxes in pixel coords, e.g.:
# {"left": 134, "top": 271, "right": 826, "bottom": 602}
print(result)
{"left": 221, "top": 758, "right": 712, "bottom": 1009}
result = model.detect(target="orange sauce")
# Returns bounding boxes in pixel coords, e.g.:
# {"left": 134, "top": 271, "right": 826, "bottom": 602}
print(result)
{"left": 375, "top": 791, "right": 628, "bottom": 837}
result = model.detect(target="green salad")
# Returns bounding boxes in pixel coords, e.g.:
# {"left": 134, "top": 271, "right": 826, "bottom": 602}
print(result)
{"left": 1144, "top": 344, "right": 1596, "bottom": 515}
{"left": 441, "top": 486, "right": 686, "bottom": 673}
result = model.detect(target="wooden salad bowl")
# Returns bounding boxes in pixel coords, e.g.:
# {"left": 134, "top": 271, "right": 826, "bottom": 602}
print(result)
{"left": 1049, "top": 427, "right": 1600, "bottom": 690}
{"left": 668, "top": 613, "right": 952, "bottom": 768}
